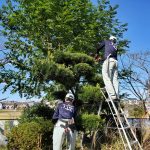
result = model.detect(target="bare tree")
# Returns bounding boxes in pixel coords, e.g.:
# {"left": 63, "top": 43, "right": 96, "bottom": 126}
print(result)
{"left": 119, "top": 51, "right": 150, "bottom": 113}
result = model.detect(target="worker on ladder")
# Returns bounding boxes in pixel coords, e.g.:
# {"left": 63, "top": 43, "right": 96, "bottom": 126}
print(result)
{"left": 52, "top": 93, "right": 77, "bottom": 150}
{"left": 95, "top": 36, "right": 143, "bottom": 150}
{"left": 95, "top": 35, "right": 119, "bottom": 101}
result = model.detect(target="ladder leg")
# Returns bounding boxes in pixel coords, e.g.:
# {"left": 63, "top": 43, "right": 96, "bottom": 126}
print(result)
{"left": 100, "top": 88, "right": 143, "bottom": 150}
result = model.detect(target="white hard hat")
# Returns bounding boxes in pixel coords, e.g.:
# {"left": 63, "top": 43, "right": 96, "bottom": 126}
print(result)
{"left": 109, "top": 35, "right": 117, "bottom": 40}
{"left": 65, "top": 93, "right": 74, "bottom": 100}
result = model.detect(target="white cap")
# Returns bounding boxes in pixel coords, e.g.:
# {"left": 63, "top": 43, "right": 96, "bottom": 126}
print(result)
{"left": 65, "top": 93, "right": 74, "bottom": 100}
{"left": 109, "top": 35, "right": 117, "bottom": 40}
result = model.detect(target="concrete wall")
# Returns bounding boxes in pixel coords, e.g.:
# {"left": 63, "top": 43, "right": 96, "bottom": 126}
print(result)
{"left": 0, "top": 120, "right": 19, "bottom": 146}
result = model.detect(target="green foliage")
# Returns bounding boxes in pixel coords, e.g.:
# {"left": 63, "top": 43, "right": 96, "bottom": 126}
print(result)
{"left": 43, "top": 84, "right": 67, "bottom": 100}
{"left": 0, "top": 146, "right": 7, "bottom": 150}
{"left": 19, "top": 103, "right": 54, "bottom": 123}
{"left": 54, "top": 51, "right": 95, "bottom": 66}
{"left": 7, "top": 103, "right": 54, "bottom": 150}
{"left": 78, "top": 84, "right": 103, "bottom": 103}
{"left": 0, "top": 0, "right": 128, "bottom": 98}
{"left": 0, "top": 1, "right": 129, "bottom": 147}
{"left": 7, "top": 120, "right": 53, "bottom": 150}
{"left": 4, "top": 121, "right": 11, "bottom": 135}
{"left": 77, "top": 113, "right": 104, "bottom": 131}
{"left": 74, "top": 63, "right": 93, "bottom": 78}
{"left": 32, "top": 58, "right": 76, "bottom": 88}
{"left": 51, "top": 90, "right": 67, "bottom": 100}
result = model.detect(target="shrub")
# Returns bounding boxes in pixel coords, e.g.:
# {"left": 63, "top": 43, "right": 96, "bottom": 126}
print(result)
{"left": 78, "top": 84, "right": 103, "bottom": 103}
{"left": 129, "top": 105, "right": 145, "bottom": 118}
{"left": 19, "top": 103, "right": 54, "bottom": 123}
{"left": 76, "top": 113, "right": 104, "bottom": 131}
{"left": 7, "top": 120, "right": 53, "bottom": 150}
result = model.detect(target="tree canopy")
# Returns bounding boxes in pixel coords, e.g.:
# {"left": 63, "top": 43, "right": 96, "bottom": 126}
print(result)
{"left": 0, "top": 0, "right": 128, "bottom": 101}
{"left": 0, "top": 1, "right": 129, "bottom": 149}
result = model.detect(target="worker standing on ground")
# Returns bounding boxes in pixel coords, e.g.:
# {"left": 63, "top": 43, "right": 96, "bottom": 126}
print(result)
{"left": 95, "top": 35, "right": 119, "bottom": 101}
{"left": 52, "top": 93, "right": 77, "bottom": 150}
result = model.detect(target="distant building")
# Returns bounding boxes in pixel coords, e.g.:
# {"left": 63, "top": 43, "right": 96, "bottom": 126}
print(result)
{"left": 1, "top": 101, "right": 16, "bottom": 110}
{"left": 16, "top": 102, "right": 29, "bottom": 110}
{"left": 121, "top": 98, "right": 142, "bottom": 105}
{"left": 121, "top": 98, "right": 150, "bottom": 118}
{"left": 0, "top": 101, "right": 39, "bottom": 110}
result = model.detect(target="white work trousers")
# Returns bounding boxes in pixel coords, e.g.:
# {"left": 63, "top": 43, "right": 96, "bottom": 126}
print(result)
{"left": 53, "top": 120, "right": 76, "bottom": 150}
{"left": 102, "top": 57, "right": 119, "bottom": 99}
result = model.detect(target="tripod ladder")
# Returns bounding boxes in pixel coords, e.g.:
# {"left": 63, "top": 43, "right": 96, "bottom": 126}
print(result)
{"left": 100, "top": 88, "right": 143, "bottom": 150}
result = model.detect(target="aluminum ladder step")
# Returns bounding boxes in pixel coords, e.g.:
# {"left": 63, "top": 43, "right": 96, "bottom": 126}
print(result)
{"left": 118, "top": 126, "right": 130, "bottom": 130}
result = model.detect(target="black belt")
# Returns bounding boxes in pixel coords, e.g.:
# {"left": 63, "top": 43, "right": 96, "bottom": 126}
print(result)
{"left": 108, "top": 56, "right": 117, "bottom": 60}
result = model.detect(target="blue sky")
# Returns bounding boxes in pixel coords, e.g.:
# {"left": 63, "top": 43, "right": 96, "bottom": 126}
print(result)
{"left": 0, "top": 0, "right": 150, "bottom": 101}
{"left": 93, "top": 0, "right": 150, "bottom": 52}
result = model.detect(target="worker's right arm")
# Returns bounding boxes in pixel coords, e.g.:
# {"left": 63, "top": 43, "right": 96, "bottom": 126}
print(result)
{"left": 95, "top": 41, "right": 105, "bottom": 61}
{"left": 96, "top": 41, "right": 105, "bottom": 54}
